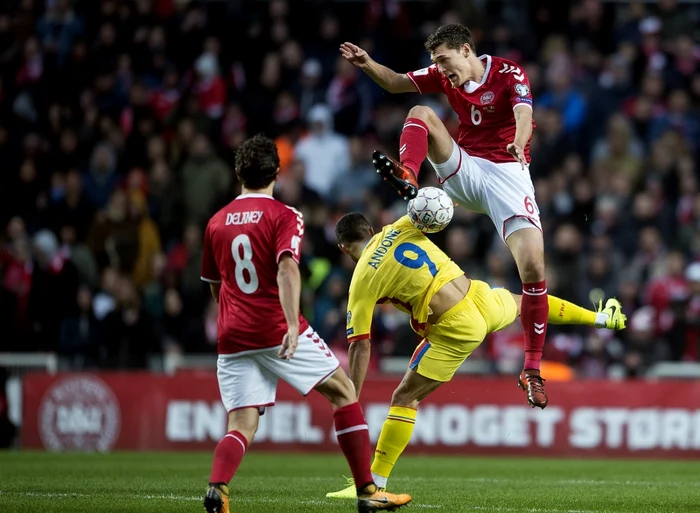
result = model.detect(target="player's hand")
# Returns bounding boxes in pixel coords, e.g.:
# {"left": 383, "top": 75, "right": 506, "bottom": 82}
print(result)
{"left": 507, "top": 143, "right": 527, "bottom": 169}
{"left": 279, "top": 325, "right": 300, "bottom": 360}
{"left": 339, "top": 42, "right": 369, "bottom": 68}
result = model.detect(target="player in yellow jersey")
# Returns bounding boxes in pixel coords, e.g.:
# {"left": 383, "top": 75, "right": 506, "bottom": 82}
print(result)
{"left": 327, "top": 212, "right": 626, "bottom": 498}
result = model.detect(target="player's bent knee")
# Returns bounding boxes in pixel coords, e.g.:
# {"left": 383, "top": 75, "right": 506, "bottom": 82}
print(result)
{"left": 314, "top": 368, "right": 356, "bottom": 408}
{"left": 390, "top": 384, "right": 421, "bottom": 408}
{"left": 407, "top": 104, "right": 436, "bottom": 121}
{"left": 518, "top": 259, "right": 546, "bottom": 283}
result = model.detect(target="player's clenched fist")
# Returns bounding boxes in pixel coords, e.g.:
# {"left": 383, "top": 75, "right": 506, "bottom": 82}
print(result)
{"left": 339, "top": 42, "right": 369, "bottom": 68}
{"left": 279, "top": 325, "right": 299, "bottom": 359}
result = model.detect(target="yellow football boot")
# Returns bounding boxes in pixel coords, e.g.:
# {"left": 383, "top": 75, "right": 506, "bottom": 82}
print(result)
{"left": 597, "top": 297, "right": 627, "bottom": 330}
{"left": 326, "top": 476, "right": 358, "bottom": 499}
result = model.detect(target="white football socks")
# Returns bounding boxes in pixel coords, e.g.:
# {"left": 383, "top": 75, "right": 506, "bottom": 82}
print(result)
{"left": 594, "top": 312, "right": 609, "bottom": 328}
{"left": 371, "top": 472, "right": 388, "bottom": 489}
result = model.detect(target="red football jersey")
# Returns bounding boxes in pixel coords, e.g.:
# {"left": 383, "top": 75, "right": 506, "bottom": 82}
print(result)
{"left": 201, "top": 193, "right": 309, "bottom": 355}
{"left": 407, "top": 55, "right": 535, "bottom": 163}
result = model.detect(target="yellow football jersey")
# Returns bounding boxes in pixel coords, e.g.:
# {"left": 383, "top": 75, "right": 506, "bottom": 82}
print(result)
{"left": 346, "top": 215, "right": 464, "bottom": 342}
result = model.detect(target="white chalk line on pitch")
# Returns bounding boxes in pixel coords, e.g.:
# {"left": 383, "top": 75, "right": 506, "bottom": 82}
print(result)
{"left": 262, "top": 475, "right": 693, "bottom": 488}
{"left": 5, "top": 491, "right": 442, "bottom": 508}
{"left": 4, "top": 492, "right": 617, "bottom": 512}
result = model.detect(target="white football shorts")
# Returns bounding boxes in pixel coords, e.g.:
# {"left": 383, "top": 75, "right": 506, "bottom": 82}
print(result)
{"left": 217, "top": 326, "right": 340, "bottom": 413}
{"left": 428, "top": 140, "right": 542, "bottom": 242}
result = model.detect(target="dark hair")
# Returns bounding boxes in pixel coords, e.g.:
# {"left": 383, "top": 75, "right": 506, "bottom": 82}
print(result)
{"left": 424, "top": 23, "right": 475, "bottom": 54}
{"left": 235, "top": 134, "right": 280, "bottom": 189}
{"left": 335, "top": 212, "right": 373, "bottom": 245}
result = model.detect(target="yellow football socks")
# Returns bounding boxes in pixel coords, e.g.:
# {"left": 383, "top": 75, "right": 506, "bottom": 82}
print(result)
{"left": 370, "top": 406, "right": 417, "bottom": 488}
{"left": 547, "top": 295, "right": 597, "bottom": 326}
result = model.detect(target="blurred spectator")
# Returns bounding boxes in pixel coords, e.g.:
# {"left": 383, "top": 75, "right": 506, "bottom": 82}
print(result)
{"left": 623, "top": 306, "right": 670, "bottom": 378}
{"left": 180, "top": 133, "right": 231, "bottom": 227}
{"left": 193, "top": 51, "right": 226, "bottom": 121}
{"left": 294, "top": 103, "right": 350, "bottom": 199}
{"left": 28, "top": 229, "right": 80, "bottom": 351}
{"left": 328, "top": 136, "right": 379, "bottom": 211}
{"left": 99, "top": 273, "right": 157, "bottom": 369}
{"left": 58, "top": 284, "right": 100, "bottom": 367}
{"left": 35, "top": 0, "right": 83, "bottom": 66}
{"left": 82, "top": 143, "right": 119, "bottom": 209}
{"left": 44, "top": 169, "right": 95, "bottom": 242}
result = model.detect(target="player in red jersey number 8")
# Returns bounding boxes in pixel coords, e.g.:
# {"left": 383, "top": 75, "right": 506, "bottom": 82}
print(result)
{"left": 200, "top": 135, "right": 411, "bottom": 513}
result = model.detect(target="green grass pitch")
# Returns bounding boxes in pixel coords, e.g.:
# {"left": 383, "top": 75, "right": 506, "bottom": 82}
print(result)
{"left": 1, "top": 452, "right": 699, "bottom": 512}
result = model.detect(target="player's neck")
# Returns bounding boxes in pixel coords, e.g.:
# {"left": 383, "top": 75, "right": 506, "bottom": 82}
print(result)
{"left": 465, "top": 55, "right": 485, "bottom": 84}
{"left": 349, "top": 240, "right": 369, "bottom": 261}
{"left": 241, "top": 183, "right": 275, "bottom": 197}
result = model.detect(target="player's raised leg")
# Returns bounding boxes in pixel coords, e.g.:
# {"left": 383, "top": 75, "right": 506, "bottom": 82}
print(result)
{"left": 315, "top": 367, "right": 413, "bottom": 512}
{"left": 374, "top": 105, "right": 454, "bottom": 200}
{"left": 503, "top": 291, "right": 627, "bottom": 330}
{"left": 505, "top": 226, "right": 549, "bottom": 409}
{"left": 545, "top": 295, "right": 627, "bottom": 330}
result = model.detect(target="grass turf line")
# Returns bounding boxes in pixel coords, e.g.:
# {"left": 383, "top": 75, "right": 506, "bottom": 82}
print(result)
{"left": 1, "top": 452, "right": 699, "bottom": 512}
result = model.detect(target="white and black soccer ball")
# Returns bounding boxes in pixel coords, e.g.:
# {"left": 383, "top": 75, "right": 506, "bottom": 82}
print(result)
{"left": 407, "top": 187, "right": 454, "bottom": 233}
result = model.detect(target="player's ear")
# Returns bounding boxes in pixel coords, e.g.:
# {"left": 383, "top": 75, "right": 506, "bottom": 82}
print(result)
{"left": 462, "top": 43, "right": 470, "bottom": 58}
{"left": 369, "top": 228, "right": 375, "bottom": 236}
{"left": 337, "top": 243, "right": 347, "bottom": 255}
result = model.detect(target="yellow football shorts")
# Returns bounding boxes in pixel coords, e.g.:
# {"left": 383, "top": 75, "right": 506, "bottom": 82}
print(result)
{"left": 408, "top": 279, "right": 518, "bottom": 382}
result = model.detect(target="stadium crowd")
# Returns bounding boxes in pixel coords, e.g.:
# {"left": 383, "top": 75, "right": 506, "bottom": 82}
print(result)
{"left": 1, "top": 0, "right": 700, "bottom": 379}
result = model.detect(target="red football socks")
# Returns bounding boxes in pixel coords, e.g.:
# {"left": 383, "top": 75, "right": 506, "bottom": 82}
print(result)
{"left": 399, "top": 117, "right": 429, "bottom": 177}
{"left": 521, "top": 280, "right": 549, "bottom": 371}
{"left": 209, "top": 430, "right": 248, "bottom": 485}
{"left": 333, "top": 402, "right": 373, "bottom": 490}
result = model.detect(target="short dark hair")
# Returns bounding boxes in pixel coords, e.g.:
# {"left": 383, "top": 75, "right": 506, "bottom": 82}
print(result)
{"left": 335, "top": 213, "right": 373, "bottom": 246}
{"left": 235, "top": 134, "right": 280, "bottom": 189}
{"left": 424, "top": 23, "right": 475, "bottom": 54}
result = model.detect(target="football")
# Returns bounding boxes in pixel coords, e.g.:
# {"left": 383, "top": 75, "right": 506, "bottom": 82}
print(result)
{"left": 407, "top": 187, "right": 454, "bottom": 233}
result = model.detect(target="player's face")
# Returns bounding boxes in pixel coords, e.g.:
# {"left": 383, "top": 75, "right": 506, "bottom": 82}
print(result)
{"left": 430, "top": 44, "right": 470, "bottom": 88}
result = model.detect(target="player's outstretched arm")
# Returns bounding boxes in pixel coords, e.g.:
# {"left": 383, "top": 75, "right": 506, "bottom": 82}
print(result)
{"left": 339, "top": 42, "right": 416, "bottom": 94}
{"left": 348, "top": 339, "right": 371, "bottom": 400}
{"left": 277, "top": 254, "right": 301, "bottom": 359}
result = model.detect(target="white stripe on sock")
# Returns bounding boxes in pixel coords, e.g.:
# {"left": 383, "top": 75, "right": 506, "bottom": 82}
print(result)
{"left": 522, "top": 288, "right": 548, "bottom": 296}
{"left": 224, "top": 433, "right": 246, "bottom": 453}
{"left": 402, "top": 122, "right": 428, "bottom": 134}
{"left": 336, "top": 424, "right": 368, "bottom": 436}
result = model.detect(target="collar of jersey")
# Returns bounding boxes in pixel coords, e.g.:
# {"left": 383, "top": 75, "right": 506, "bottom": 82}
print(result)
{"left": 463, "top": 54, "right": 492, "bottom": 94}
{"left": 236, "top": 193, "right": 274, "bottom": 200}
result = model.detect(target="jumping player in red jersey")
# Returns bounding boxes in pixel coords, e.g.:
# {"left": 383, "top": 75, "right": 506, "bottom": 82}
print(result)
{"left": 200, "top": 134, "right": 411, "bottom": 513}
{"left": 340, "top": 23, "right": 554, "bottom": 408}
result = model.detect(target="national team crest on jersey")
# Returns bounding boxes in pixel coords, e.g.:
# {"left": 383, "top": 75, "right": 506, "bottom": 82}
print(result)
{"left": 480, "top": 91, "right": 494, "bottom": 104}
{"left": 514, "top": 84, "right": 530, "bottom": 97}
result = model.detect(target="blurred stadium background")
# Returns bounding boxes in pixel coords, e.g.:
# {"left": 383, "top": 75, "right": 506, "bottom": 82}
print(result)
{"left": 1, "top": 0, "right": 700, "bottom": 470}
